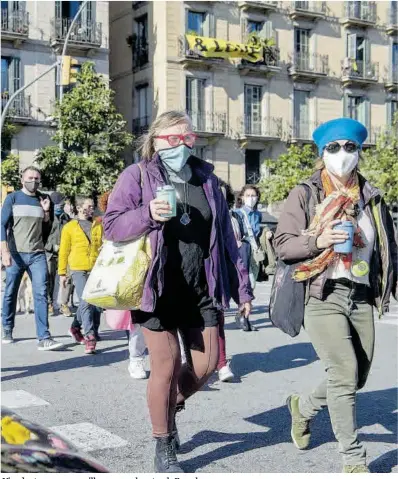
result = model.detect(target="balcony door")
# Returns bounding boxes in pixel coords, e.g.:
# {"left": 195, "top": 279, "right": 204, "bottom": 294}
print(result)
{"left": 294, "top": 90, "right": 309, "bottom": 138}
{"left": 244, "top": 84, "right": 262, "bottom": 135}
{"left": 245, "top": 150, "right": 261, "bottom": 184}
{"left": 186, "top": 77, "right": 205, "bottom": 131}
{"left": 295, "top": 28, "right": 310, "bottom": 70}
{"left": 347, "top": 34, "right": 369, "bottom": 75}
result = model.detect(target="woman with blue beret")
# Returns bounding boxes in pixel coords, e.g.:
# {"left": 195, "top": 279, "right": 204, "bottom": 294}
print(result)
{"left": 273, "top": 118, "right": 397, "bottom": 472}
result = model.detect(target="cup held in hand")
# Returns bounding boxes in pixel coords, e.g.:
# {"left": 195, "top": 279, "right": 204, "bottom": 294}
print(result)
{"left": 333, "top": 221, "right": 354, "bottom": 254}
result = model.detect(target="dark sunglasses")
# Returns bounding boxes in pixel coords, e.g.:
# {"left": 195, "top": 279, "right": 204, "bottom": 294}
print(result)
{"left": 325, "top": 141, "right": 359, "bottom": 154}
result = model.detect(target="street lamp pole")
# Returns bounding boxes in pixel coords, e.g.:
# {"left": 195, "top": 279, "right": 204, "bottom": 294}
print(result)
{"left": 59, "top": 0, "right": 89, "bottom": 104}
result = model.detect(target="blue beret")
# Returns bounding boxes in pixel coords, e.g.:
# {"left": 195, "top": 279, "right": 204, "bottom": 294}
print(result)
{"left": 312, "top": 118, "right": 368, "bottom": 155}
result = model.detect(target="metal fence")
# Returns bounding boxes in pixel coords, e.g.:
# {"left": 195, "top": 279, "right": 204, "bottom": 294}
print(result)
{"left": 240, "top": 115, "right": 283, "bottom": 138}
{"left": 187, "top": 111, "right": 227, "bottom": 134}
{"left": 52, "top": 18, "right": 102, "bottom": 46}
{"left": 341, "top": 59, "right": 379, "bottom": 82}
{"left": 343, "top": 1, "right": 377, "bottom": 22}
{"left": 1, "top": 92, "right": 31, "bottom": 119}
{"left": 1, "top": 9, "right": 29, "bottom": 35}
{"left": 291, "top": 1, "right": 326, "bottom": 14}
{"left": 290, "top": 52, "right": 329, "bottom": 75}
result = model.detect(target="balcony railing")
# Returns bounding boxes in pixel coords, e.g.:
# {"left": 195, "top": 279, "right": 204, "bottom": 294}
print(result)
{"left": 186, "top": 111, "right": 227, "bottom": 135}
{"left": 133, "top": 41, "right": 149, "bottom": 70}
{"left": 341, "top": 59, "right": 379, "bottom": 83}
{"left": 132, "top": 116, "right": 150, "bottom": 135}
{"left": 290, "top": 121, "right": 320, "bottom": 141}
{"left": 240, "top": 116, "right": 283, "bottom": 138}
{"left": 51, "top": 18, "right": 102, "bottom": 46}
{"left": 1, "top": 9, "right": 29, "bottom": 36}
{"left": 178, "top": 36, "right": 225, "bottom": 65}
{"left": 239, "top": 46, "right": 280, "bottom": 69}
{"left": 342, "top": 2, "right": 377, "bottom": 24}
{"left": 289, "top": 52, "right": 329, "bottom": 76}
{"left": 289, "top": 1, "right": 326, "bottom": 18}
{"left": 1, "top": 92, "right": 31, "bottom": 120}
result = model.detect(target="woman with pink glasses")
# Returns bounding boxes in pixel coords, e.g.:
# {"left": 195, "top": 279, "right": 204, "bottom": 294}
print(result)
{"left": 104, "top": 110, "right": 253, "bottom": 473}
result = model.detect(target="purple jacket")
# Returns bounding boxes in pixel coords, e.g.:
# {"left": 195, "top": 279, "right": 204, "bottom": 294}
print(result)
{"left": 103, "top": 156, "right": 254, "bottom": 312}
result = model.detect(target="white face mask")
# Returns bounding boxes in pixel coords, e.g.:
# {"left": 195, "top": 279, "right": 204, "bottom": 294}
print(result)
{"left": 323, "top": 149, "right": 359, "bottom": 178}
{"left": 244, "top": 197, "right": 258, "bottom": 209}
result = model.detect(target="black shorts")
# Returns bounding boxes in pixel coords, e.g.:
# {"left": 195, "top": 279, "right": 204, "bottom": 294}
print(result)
{"left": 132, "top": 292, "right": 221, "bottom": 332}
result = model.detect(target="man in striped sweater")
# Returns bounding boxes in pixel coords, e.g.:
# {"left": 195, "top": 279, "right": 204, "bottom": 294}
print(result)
{"left": 1, "top": 166, "right": 64, "bottom": 350}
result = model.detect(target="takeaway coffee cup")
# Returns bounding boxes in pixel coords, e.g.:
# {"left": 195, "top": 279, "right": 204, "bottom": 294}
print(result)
{"left": 333, "top": 221, "right": 354, "bottom": 254}
{"left": 156, "top": 185, "right": 176, "bottom": 218}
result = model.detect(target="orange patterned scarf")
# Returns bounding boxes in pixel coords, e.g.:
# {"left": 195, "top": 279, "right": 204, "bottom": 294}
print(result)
{"left": 293, "top": 169, "right": 364, "bottom": 282}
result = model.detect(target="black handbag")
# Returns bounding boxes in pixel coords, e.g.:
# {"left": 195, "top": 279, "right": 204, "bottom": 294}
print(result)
{"left": 268, "top": 184, "right": 317, "bottom": 337}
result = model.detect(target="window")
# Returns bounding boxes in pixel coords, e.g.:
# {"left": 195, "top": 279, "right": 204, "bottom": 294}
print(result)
{"left": 133, "top": 14, "right": 148, "bottom": 68}
{"left": 187, "top": 10, "right": 205, "bottom": 35}
{"left": 245, "top": 150, "right": 261, "bottom": 184}
{"left": 295, "top": 28, "right": 310, "bottom": 69}
{"left": 186, "top": 77, "right": 205, "bottom": 131}
{"left": 137, "top": 85, "right": 148, "bottom": 121}
{"left": 345, "top": 95, "right": 370, "bottom": 129}
{"left": 293, "top": 90, "right": 310, "bottom": 138}
{"left": 388, "top": 100, "right": 398, "bottom": 126}
{"left": 1, "top": 56, "right": 20, "bottom": 96}
{"left": 244, "top": 84, "right": 262, "bottom": 135}
{"left": 347, "top": 34, "right": 369, "bottom": 74}
{"left": 57, "top": 1, "right": 81, "bottom": 19}
{"left": 392, "top": 42, "right": 398, "bottom": 72}
{"left": 247, "top": 20, "right": 263, "bottom": 33}
{"left": 192, "top": 146, "right": 205, "bottom": 160}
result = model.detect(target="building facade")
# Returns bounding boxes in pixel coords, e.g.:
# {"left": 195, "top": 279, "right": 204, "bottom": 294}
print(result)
{"left": 1, "top": 0, "right": 109, "bottom": 170}
{"left": 110, "top": 0, "right": 397, "bottom": 191}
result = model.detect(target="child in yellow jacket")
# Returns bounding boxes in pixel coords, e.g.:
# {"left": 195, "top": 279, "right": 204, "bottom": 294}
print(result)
{"left": 58, "top": 197, "right": 103, "bottom": 354}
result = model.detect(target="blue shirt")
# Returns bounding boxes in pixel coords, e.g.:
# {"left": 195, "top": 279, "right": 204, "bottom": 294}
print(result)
{"left": 1, "top": 190, "right": 51, "bottom": 253}
{"left": 234, "top": 207, "right": 262, "bottom": 239}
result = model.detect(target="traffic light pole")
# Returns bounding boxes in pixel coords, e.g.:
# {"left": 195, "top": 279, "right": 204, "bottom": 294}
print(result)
{"left": 59, "top": 0, "right": 89, "bottom": 104}
{"left": 0, "top": 61, "right": 59, "bottom": 131}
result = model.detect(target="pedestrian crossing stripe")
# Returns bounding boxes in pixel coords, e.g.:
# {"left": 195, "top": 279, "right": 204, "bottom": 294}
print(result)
{"left": 2, "top": 390, "right": 50, "bottom": 409}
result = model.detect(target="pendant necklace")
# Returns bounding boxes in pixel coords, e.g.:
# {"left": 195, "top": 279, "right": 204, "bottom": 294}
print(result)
{"left": 180, "top": 181, "right": 191, "bottom": 225}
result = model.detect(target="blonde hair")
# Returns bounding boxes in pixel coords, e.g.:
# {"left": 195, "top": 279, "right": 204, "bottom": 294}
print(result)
{"left": 138, "top": 110, "right": 192, "bottom": 160}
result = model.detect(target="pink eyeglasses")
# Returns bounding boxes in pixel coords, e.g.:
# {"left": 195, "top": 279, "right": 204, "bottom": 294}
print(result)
{"left": 155, "top": 133, "right": 197, "bottom": 148}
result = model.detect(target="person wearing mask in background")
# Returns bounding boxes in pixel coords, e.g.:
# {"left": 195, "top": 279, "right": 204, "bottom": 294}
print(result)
{"left": 234, "top": 185, "right": 263, "bottom": 331}
{"left": 1, "top": 166, "right": 64, "bottom": 350}
{"left": 45, "top": 192, "right": 72, "bottom": 317}
{"left": 274, "top": 118, "right": 397, "bottom": 473}
{"left": 58, "top": 197, "right": 103, "bottom": 354}
{"left": 104, "top": 110, "right": 253, "bottom": 473}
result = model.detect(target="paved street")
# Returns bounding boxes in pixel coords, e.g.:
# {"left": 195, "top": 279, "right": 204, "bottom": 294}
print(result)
{"left": 2, "top": 281, "right": 397, "bottom": 473}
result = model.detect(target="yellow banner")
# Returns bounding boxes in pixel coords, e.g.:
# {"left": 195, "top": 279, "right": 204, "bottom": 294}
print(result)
{"left": 186, "top": 34, "right": 263, "bottom": 63}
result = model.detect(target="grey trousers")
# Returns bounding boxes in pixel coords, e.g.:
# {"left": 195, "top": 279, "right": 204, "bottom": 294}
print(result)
{"left": 299, "top": 279, "right": 375, "bottom": 466}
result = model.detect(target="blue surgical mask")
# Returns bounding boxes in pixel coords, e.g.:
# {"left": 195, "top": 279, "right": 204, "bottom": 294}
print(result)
{"left": 55, "top": 208, "right": 63, "bottom": 216}
{"left": 158, "top": 144, "right": 192, "bottom": 173}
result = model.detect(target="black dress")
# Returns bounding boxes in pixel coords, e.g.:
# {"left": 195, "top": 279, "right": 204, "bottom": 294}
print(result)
{"left": 133, "top": 171, "right": 221, "bottom": 332}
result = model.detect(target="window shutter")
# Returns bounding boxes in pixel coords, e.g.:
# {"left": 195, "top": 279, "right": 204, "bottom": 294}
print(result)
{"left": 347, "top": 33, "right": 357, "bottom": 59}
{"left": 209, "top": 12, "right": 215, "bottom": 37}
{"left": 12, "top": 57, "right": 21, "bottom": 93}
{"left": 55, "top": 0, "right": 61, "bottom": 20}
{"left": 387, "top": 101, "right": 392, "bottom": 126}
{"left": 364, "top": 38, "right": 370, "bottom": 64}
{"left": 364, "top": 97, "right": 370, "bottom": 130}
{"left": 263, "top": 20, "right": 273, "bottom": 40}
{"left": 343, "top": 93, "right": 348, "bottom": 117}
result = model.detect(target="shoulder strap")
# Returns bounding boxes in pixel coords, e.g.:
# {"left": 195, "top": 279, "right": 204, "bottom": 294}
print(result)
{"left": 301, "top": 182, "right": 319, "bottom": 228}
{"left": 241, "top": 209, "right": 258, "bottom": 250}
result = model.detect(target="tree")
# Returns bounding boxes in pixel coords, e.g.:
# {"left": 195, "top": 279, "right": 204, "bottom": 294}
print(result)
{"left": 36, "top": 62, "right": 133, "bottom": 198}
{"left": 360, "top": 114, "right": 398, "bottom": 206}
{"left": 258, "top": 144, "right": 317, "bottom": 204}
{"left": 1, "top": 154, "right": 21, "bottom": 190}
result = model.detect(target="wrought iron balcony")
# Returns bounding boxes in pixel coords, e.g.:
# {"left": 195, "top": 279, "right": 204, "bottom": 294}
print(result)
{"left": 288, "top": 52, "right": 329, "bottom": 80}
{"left": 238, "top": 46, "right": 281, "bottom": 76}
{"left": 238, "top": 1, "right": 278, "bottom": 13}
{"left": 187, "top": 110, "right": 227, "bottom": 135}
{"left": 133, "top": 41, "right": 149, "bottom": 70}
{"left": 51, "top": 18, "right": 102, "bottom": 49}
{"left": 178, "top": 36, "right": 225, "bottom": 68}
{"left": 341, "top": 2, "right": 377, "bottom": 27}
{"left": 239, "top": 116, "right": 283, "bottom": 139}
{"left": 289, "top": 1, "right": 326, "bottom": 21}
{"left": 363, "top": 126, "right": 382, "bottom": 146}
{"left": 1, "top": 92, "right": 31, "bottom": 122}
{"left": 386, "top": 6, "right": 398, "bottom": 35}
{"left": 341, "top": 59, "right": 379, "bottom": 86}
{"left": 384, "top": 67, "right": 398, "bottom": 92}
{"left": 1, "top": 9, "right": 29, "bottom": 39}
{"left": 289, "top": 121, "right": 320, "bottom": 141}
{"left": 132, "top": 116, "right": 150, "bottom": 135}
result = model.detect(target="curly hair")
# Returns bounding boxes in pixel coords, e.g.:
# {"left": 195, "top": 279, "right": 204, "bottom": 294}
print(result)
{"left": 97, "top": 191, "right": 111, "bottom": 214}
{"left": 236, "top": 184, "right": 261, "bottom": 209}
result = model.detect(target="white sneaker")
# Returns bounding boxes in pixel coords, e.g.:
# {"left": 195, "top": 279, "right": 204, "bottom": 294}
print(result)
{"left": 218, "top": 363, "right": 235, "bottom": 382}
{"left": 128, "top": 358, "right": 147, "bottom": 379}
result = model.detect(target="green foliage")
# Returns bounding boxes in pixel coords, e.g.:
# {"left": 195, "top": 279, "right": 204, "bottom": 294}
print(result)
{"left": 259, "top": 144, "right": 317, "bottom": 204}
{"left": 36, "top": 62, "right": 133, "bottom": 197}
{"left": 360, "top": 114, "right": 398, "bottom": 206}
{"left": 2, "top": 121, "right": 20, "bottom": 153}
{"left": 1, "top": 154, "right": 21, "bottom": 190}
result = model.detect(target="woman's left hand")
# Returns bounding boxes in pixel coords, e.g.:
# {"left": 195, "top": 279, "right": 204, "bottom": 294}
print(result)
{"left": 239, "top": 302, "right": 252, "bottom": 318}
